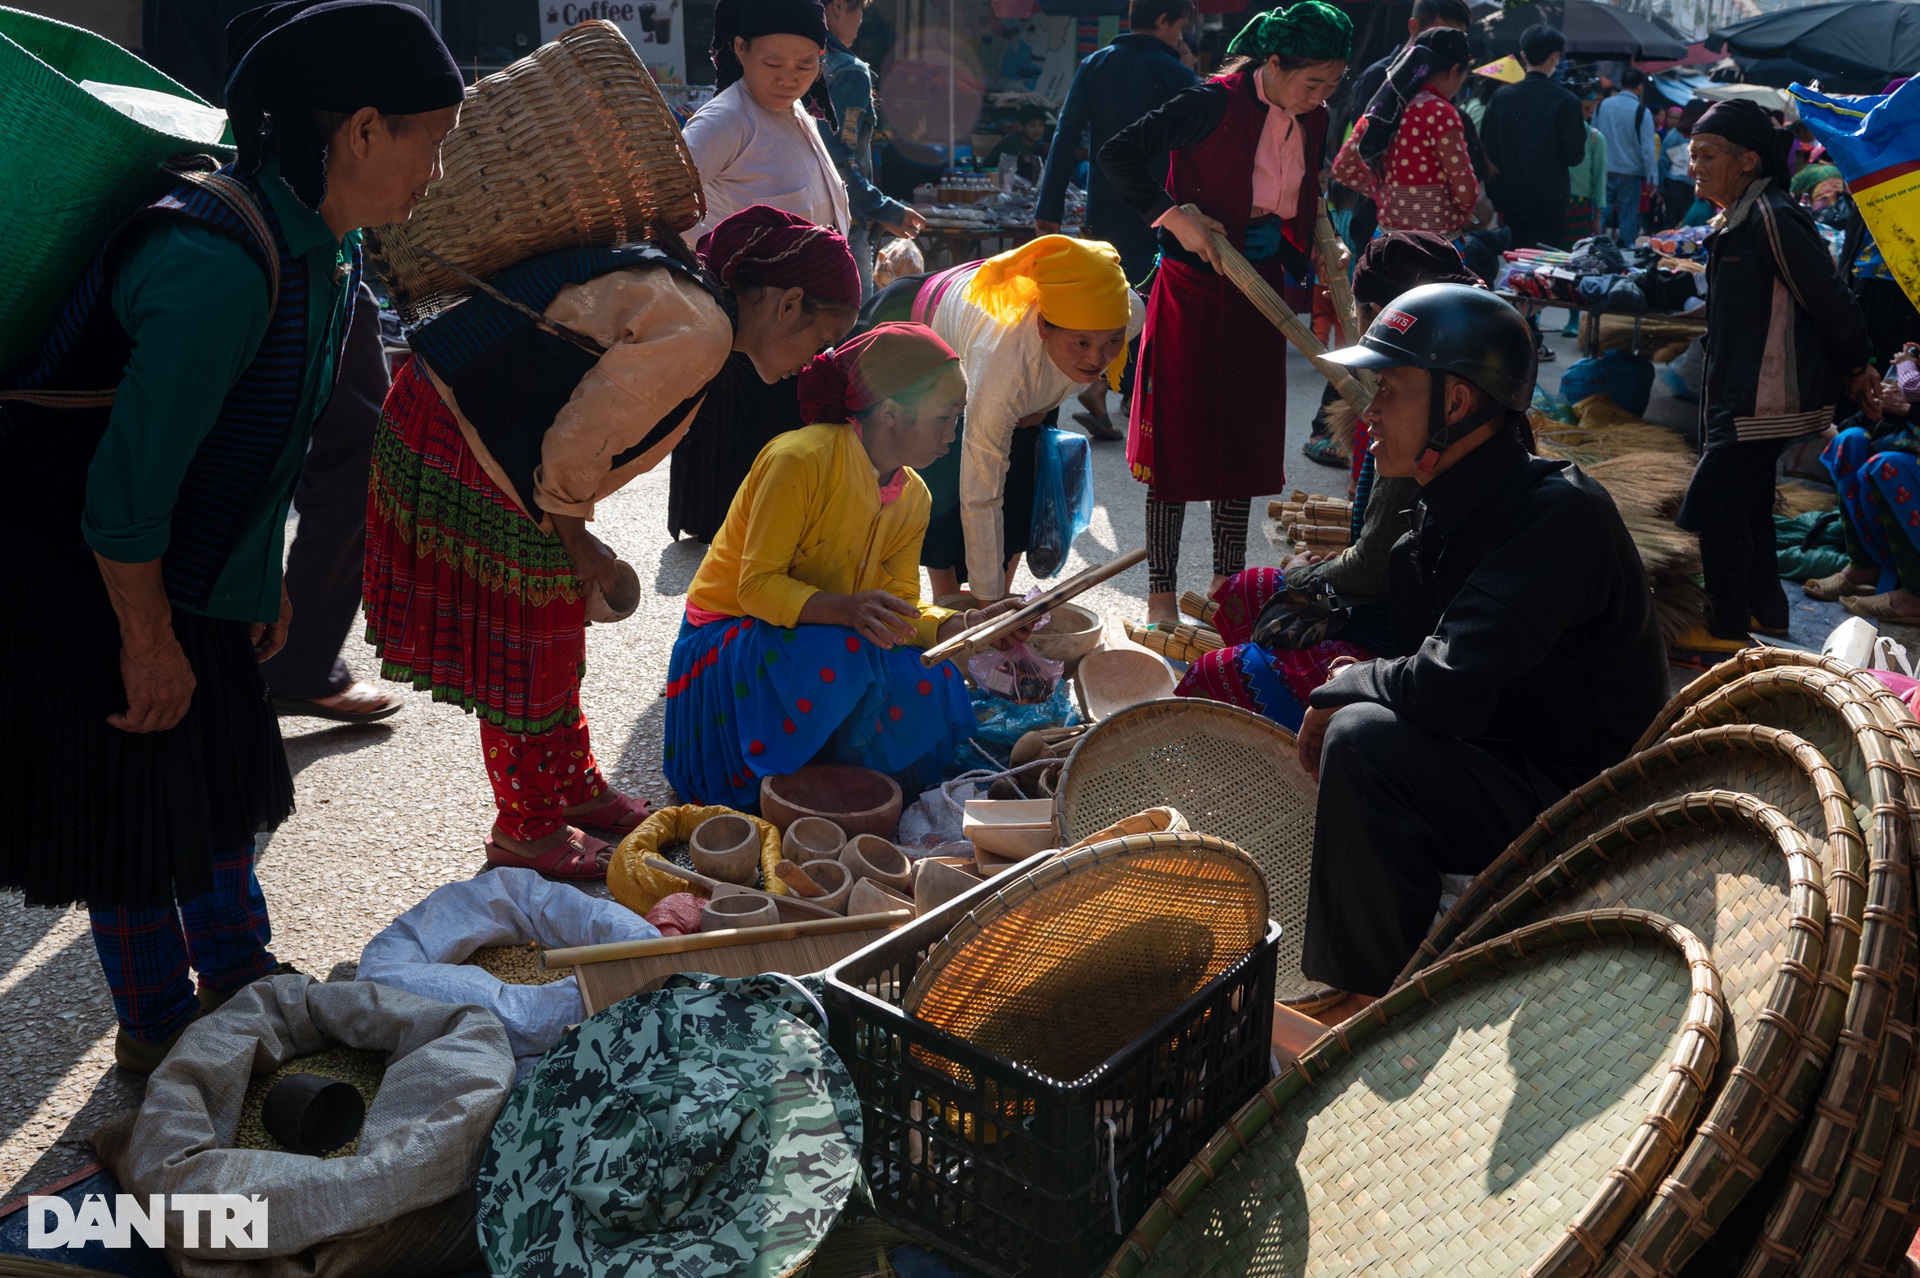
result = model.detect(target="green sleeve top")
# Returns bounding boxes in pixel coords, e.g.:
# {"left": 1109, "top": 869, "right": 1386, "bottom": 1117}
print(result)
{"left": 82, "top": 158, "right": 357, "bottom": 624}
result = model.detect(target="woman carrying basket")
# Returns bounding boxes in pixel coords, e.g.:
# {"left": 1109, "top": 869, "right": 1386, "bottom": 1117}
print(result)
{"left": 859, "top": 236, "right": 1143, "bottom": 601}
{"left": 364, "top": 205, "right": 860, "bottom": 880}
{"left": 1100, "top": 0, "right": 1352, "bottom": 625}
{"left": 666, "top": 324, "right": 1034, "bottom": 807}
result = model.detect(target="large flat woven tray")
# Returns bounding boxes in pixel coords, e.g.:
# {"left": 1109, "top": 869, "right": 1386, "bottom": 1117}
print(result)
{"left": 1631, "top": 661, "right": 1919, "bottom": 1276}
{"left": 902, "top": 831, "right": 1267, "bottom": 1085}
{"left": 1439, "top": 792, "right": 1838, "bottom": 1277}
{"left": 1053, "top": 699, "right": 1325, "bottom": 1003}
{"left": 1102, "top": 910, "right": 1726, "bottom": 1278}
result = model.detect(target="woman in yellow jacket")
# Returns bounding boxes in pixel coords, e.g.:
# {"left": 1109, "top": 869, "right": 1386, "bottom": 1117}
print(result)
{"left": 665, "top": 323, "right": 1031, "bottom": 807}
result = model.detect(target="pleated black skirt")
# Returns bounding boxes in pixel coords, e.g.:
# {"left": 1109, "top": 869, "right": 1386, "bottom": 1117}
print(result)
{"left": 0, "top": 547, "right": 294, "bottom": 910}
{"left": 665, "top": 352, "right": 804, "bottom": 544}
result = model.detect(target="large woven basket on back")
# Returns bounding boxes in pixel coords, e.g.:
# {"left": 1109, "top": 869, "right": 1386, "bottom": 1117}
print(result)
{"left": 1053, "top": 699, "right": 1324, "bottom": 1004}
{"left": 364, "top": 20, "right": 704, "bottom": 324}
{"left": 1104, "top": 910, "right": 1726, "bottom": 1278}
{"left": 0, "top": 6, "right": 234, "bottom": 377}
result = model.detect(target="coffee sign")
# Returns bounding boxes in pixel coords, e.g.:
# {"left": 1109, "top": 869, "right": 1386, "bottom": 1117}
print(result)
{"left": 541, "top": 0, "right": 685, "bottom": 80}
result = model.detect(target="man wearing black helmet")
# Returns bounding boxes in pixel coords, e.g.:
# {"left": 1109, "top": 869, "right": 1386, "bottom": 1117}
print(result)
{"left": 1300, "top": 284, "right": 1668, "bottom": 1012}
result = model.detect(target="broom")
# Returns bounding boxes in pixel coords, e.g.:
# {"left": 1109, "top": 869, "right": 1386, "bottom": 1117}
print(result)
{"left": 1177, "top": 203, "right": 1374, "bottom": 414}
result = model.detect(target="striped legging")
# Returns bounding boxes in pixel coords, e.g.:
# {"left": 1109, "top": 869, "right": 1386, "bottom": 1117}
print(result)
{"left": 1145, "top": 494, "right": 1252, "bottom": 595}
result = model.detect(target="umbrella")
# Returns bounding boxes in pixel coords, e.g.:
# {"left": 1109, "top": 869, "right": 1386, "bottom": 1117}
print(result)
{"left": 1695, "top": 80, "right": 1789, "bottom": 111}
{"left": 1475, "top": 0, "right": 1689, "bottom": 60}
{"left": 1706, "top": 2, "right": 1920, "bottom": 88}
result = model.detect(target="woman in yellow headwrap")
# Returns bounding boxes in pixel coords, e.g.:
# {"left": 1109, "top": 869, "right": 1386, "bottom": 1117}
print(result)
{"left": 860, "top": 235, "right": 1145, "bottom": 601}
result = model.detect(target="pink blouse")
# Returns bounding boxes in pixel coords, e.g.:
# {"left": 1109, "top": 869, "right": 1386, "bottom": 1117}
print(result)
{"left": 1251, "top": 73, "right": 1307, "bottom": 219}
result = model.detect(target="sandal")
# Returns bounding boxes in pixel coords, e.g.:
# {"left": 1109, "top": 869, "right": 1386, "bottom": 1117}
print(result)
{"left": 566, "top": 791, "right": 652, "bottom": 839}
{"left": 485, "top": 826, "right": 612, "bottom": 881}
{"left": 1300, "top": 435, "right": 1349, "bottom": 469}
{"left": 1843, "top": 592, "right": 1920, "bottom": 623}
{"left": 273, "top": 681, "right": 405, "bottom": 724}
{"left": 1804, "top": 569, "right": 1875, "bottom": 602}
{"left": 1072, "top": 409, "right": 1123, "bottom": 442}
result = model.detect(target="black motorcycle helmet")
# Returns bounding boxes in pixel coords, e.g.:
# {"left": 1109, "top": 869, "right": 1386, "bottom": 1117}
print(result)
{"left": 1322, "top": 283, "right": 1538, "bottom": 472}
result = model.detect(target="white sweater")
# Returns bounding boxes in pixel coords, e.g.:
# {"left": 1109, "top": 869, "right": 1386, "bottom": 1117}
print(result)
{"left": 924, "top": 265, "right": 1145, "bottom": 596}
{"left": 683, "top": 82, "right": 851, "bottom": 241}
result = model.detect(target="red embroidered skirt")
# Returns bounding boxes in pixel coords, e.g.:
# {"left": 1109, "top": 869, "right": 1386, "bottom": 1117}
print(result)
{"left": 1129, "top": 256, "right": 1293, "bottom": 503}
{"left": 364, "top": 359, "right": 586, "bottom": 734}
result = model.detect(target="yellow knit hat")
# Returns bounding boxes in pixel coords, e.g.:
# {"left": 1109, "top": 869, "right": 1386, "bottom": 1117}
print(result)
{"left": 966, "top": 235, "right": 1132, "bottom": 386}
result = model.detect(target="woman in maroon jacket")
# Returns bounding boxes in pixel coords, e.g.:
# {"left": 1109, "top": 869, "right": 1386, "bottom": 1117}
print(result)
{"left": 1101, "top": 1, "right": 1351, "bottom": 623}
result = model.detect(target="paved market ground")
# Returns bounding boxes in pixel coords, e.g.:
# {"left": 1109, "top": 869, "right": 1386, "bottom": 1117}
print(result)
{"left": 0, "top": 328, "right": 1895, "bottom": 1198}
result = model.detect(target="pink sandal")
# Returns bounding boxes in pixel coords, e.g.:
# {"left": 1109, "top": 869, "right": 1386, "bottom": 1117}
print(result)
{"left": 566, "top": 791, "right": 652, "bottom": 839}
{"left": 484, "top": 826, "right": 611, "bottom": 881}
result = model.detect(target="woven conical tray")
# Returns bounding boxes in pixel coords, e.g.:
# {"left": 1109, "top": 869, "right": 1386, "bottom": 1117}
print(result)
{"left": 1630, "top": 659, "right": 1920, "bottom": 1276}
{"left": 902, "top": 832, "right": 1266, "bottom": 1085}
{"left": 1053, "top": 700, "right": 1323, "bottom": 1002}
{"left": 1103, "top": 910, "right": 1726, "bottom": 1278}
{"left": 365, "top": 20, "right": 705, "bottom": 323}
{"left": 1437, "top": 792, "right": 1834, "bottom": 1278}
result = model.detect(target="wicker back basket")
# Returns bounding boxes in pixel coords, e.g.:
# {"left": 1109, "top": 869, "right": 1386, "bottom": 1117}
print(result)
{"left": 365, "top": 20, "right": 704, "bottom": 323}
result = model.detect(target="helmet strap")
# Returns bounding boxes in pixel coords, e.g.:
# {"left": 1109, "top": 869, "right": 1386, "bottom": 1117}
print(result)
{"left": 1417, "top": 373, "right": 1507, "bottom": 476}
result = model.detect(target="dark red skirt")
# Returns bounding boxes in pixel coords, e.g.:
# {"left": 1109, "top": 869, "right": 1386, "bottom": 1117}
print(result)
{"left": 1129, "top": 255, "right": 1293, "bottom": 503}
{"left": 363, "top": 359, "right": 586, "bottom": 735}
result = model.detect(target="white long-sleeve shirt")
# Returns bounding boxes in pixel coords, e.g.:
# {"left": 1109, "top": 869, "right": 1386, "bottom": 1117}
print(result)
{"left": 683, "top": 82, "right": 851, "bottom": 241}
{"left": 922, "top": 264, "right": 1145, "bottom": 597}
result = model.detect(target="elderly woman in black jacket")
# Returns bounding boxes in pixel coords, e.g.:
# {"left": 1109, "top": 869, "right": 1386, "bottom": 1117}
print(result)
{"left": 1645, "top": 99, "right": 1880, "bottom": 654}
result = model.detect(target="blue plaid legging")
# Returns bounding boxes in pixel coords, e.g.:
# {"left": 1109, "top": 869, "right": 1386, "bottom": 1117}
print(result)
{"left": 89, "top": 842, "right": 276, "bottom": 1043}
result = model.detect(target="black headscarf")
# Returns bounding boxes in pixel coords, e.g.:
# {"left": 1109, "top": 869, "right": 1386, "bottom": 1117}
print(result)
{"left": 1691, "top": 98, "right": 1792, "bottom": 185}
{"left": 1351, "top": 230, "right": 1481, "bottom": 307}
{"left": 1356, "top": 27, "right": 1472, "bottom": 176}
{"left": 710, "top": 0, "right": 836, "bottom": 125}
{"left": 224, "top": 0, "right": 465, "bottom": 212}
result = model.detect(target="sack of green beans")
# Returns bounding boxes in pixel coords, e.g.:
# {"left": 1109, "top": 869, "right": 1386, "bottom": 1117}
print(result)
{"left": 0, "top": 6, "right": 233, "bottom": 377}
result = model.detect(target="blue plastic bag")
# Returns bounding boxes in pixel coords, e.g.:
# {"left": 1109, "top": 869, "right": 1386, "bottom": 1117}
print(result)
{"left": 1558, "top": 351, "right": 1656, "bottom": 418}
{"left": 1028, "top": 426, "right": 1093, "bottom": 578}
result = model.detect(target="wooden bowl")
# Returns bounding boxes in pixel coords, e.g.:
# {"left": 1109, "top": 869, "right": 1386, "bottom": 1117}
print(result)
{"left": 782, "top": 815, "right": 846, "bottom": 865}
{"left": 585, "top": 559, "right": 641, "bottom": 624}
{"left": 841, "top": 834, "right": 913, "bottom": 893}
{"left": 914, "top": 857, "right": 983, "bottom": 915}
{"left": 790, "top": 858, "right": 853, "bottom": 914}
{"left": 1027, "top": 602, "right": 1103, "bottom": 672}
{"left": 760, "top": 766, "right": 902, "bottom": 839}
{"left": 689, "top": 813, "right": 760, "bottom": 885}
{"left": 699, "top": 893, "right": 778, "bottom": 933}
{"left": 849, "top": 878, "right": 915, "bottom": 918}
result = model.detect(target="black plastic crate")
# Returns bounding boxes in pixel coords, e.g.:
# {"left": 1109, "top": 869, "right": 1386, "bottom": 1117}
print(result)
{"left": 823, "top": 902, "right": 1279, "bottom": 1278}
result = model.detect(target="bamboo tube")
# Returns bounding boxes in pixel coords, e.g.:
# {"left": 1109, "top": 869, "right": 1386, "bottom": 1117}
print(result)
{"left": 1175, "top": 205, "right": 1372, "bottom": 414}
{"left": 1124, "top": 620, "right": 1224, "bottom": 663}
{"left": 1178, "top": 591, "right": 1218, "bottom": 625}
{"left": 544, "top": 909, "right": 913, "bottom": 968}
{"left": 1316, "top": 197, "right": 1363, "bottom": 349}
{"left": 919, "top": 547, "right": 1147, "bottom": 667}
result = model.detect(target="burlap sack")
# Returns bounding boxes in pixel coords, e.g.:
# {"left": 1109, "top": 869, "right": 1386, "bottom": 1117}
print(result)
{"left": 93, "top": 975, "right": 513, "bottom": 1278}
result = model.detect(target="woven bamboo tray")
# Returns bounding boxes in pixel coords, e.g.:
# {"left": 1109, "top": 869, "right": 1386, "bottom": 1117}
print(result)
{"left": 1631, "top": 663, "right": 1920, "bottom": 1276}
{"left": 1102, "top": 909, "right": 1725, "bottom": 1278}
{"left": 901, "top": 831, "right": 1267, "bottom": 1085}
{"left": 1435, "top": 791, "right": 1834, "bottom": 1277}
{"left": 364, "top": 20, "right": 704, "bottom": 323}
{"left": 1053, "top": 699, "right": 1325, "bottom": 1003}
{"left": 1123, "top": 620, "right": 1223, "bottom": 663}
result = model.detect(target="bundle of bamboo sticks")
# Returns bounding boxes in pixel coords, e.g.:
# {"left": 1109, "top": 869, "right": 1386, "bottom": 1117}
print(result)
{"left": 1270, "top": 491, "right": 1353, "bottom": 552}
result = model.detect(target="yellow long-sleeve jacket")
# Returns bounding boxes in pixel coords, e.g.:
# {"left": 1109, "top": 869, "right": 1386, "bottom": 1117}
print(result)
{"left": 686, "top": 424, "right": 958, "bottom": 649}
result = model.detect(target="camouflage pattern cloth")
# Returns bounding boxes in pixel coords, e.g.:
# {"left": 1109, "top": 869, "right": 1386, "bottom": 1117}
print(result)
{"left": 477, "top": 972, "right": 864, "bottom": 1278}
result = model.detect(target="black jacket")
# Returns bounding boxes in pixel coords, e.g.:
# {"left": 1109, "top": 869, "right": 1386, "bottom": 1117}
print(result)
{"left": 1308, "top": 432, "right": 1668, "bottom": 791}
{"left": 1479, "top": 72, "right": 1587, "bottom": 218}
{"left": 1642, "top": 179, "right": 1873, "bottom": 451}
{"left": 1034, "top": 33, "right": 1197, "bottom": 275}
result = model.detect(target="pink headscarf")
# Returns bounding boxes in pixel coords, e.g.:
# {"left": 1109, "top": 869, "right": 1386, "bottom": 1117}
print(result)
{"left": 797, "top": 322, "right": 959, "bottom": 424}
{"left": 696, "top": 205, "right": 861, "bottom": 308}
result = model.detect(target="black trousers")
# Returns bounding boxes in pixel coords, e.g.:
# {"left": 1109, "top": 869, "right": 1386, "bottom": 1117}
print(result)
{"left": 1677, "top": 439, "right": 1788, "bottom": 641}
{"left": 1499, "top": 204, "right": 1567, "bottom": 252}
{"left": 1302, "top": 703, "right": 1560, "bottom": 996}
{"left": 260, "top": 284, "right": 390, "bottom": 700}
